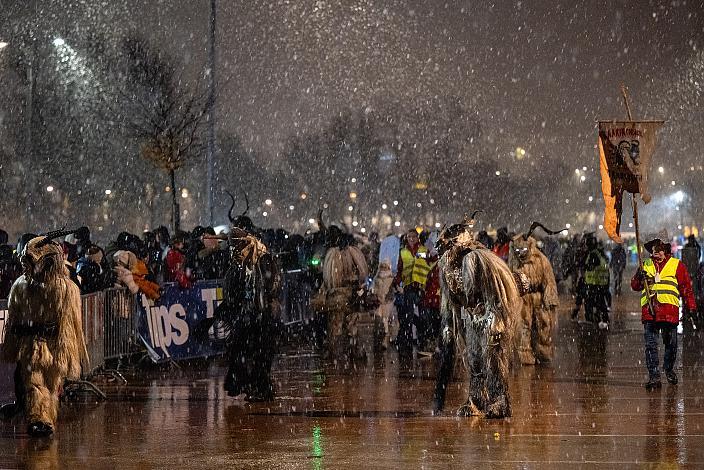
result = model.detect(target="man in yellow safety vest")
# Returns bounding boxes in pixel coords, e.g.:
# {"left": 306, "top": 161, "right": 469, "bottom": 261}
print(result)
{"left": 393, "top": 229, "right": 435, "bottom": 353}
{"left": 631, "top": 230, "right": 697, "bottom": 390}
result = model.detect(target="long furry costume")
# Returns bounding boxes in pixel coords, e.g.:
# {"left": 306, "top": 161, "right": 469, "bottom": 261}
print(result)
{"left": 509, "top": 234, "right": 560, "bottom": 365}
{"left": 315, "top": 245, "right": 368, "bottom": 341}
{"left": 434, "top": 226, "right": 521, "bottom": 419}
{"left": 1, "top": 235, "right": 88, "bottom": 435}
{"left": 215, "top": 229, "right": 280, "bottom": 401}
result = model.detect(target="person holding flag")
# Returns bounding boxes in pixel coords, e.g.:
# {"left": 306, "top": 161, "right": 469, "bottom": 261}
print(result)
{"left": 630, "top": 231, "right": 696, "bottom": 390}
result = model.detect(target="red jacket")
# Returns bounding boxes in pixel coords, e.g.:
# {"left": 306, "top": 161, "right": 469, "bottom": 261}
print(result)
{"left": 630, "top": 255, "right": 696, "bottom": 324}
{"left": 165, "top": 248, "right": 192, "bottom": 289}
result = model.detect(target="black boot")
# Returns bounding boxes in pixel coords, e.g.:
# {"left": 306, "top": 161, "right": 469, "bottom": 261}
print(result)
{"left": 28, "top": 422, "right": 54, "bottom": 437}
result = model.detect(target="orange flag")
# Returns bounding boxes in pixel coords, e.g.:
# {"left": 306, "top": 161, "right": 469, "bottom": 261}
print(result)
{"left": 598, "top": 120, "right": 663, "bottom": 243}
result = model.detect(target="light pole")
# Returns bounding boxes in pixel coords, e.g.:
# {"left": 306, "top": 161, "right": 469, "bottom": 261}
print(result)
{"left": 206, "top": 0, "right": 217, "bottom": 226}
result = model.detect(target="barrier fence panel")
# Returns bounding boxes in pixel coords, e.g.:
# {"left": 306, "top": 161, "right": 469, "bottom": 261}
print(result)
{"left": 104, "top": 288, "right": 140, "bottom": 361}
{"left": 280, "top": 270, "right": 313, "bottom": 325}
{"left": 80, "top": 291, "right": 105, "bottom": 375}
{"left": 0, "top": 298, "right": 7, "bottom": 346}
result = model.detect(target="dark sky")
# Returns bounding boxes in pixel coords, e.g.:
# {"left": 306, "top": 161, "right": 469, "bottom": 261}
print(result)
{"left": 3, "top": 0, "right": 704, "bottom": 233}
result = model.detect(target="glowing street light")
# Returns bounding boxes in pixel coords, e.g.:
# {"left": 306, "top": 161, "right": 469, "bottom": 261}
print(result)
{"left": 658, "top": 166, "right": 664, "bottom": 174}
{"left": 105, "top": 189, "right": 112, "bottom": 195}
{"left": 0, "top": 41, "right": 8, "bottom": 49}
{"left": 46, "top": 185, "right": 54, "bottom": 192}
{"left": 53, "top": 37, "right": 65, "bottom": 47}
{"left": 264, "top": 198, "right": 272, "bottom": 206}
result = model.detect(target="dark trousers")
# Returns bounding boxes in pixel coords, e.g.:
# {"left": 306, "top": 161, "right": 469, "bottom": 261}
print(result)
{"left": 644, "top": 321, "right": 677, "bottom": 381}
{"left": 395, "top": 287, "right": 422, "bottom": 352}
{"left": 584, "top": 285, "right": 609, "bottom": 323}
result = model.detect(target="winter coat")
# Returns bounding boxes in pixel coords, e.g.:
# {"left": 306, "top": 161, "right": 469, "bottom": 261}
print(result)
{"left": 0, "top": 245, "right": 21, "bottom": 299}
{"left": 631, "top": 254, "right": 696, "bottom": 323}
{"left": 76, "top": 256, "right": 109, "bottom": 294}
{"left": 165, "top": 248, "right": 192, "bottom": 289}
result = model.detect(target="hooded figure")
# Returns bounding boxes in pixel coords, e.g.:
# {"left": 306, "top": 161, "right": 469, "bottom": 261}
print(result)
{"left": 1, "top": 232, "right": 88, "bottom": 437}
{"left": 214, "top": 228, "right": 281, "bottom": 401}
{"left": 509, "top": 223, "right": 561, "bottom": 365}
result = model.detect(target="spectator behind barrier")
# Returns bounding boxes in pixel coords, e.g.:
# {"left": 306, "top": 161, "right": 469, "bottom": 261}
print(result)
{"left": 0, "top": 229, "right": 22, "bottom": 299}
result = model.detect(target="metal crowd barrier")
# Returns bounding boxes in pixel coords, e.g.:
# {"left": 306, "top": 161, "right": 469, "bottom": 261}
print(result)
{"left": 0, "top": 299, "right": 7, "bottom": 346}
{"left": 280, "top": 269, "right": 313, "bottom": 325}
{"left": 103, "top": 287, "right": 140, "bottom": 361}
{"left": 80, "top": 291, "right": 106, "bottom": 375}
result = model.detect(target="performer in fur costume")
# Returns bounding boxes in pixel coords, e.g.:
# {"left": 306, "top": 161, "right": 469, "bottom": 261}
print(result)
{"left": 433, "top": 214, "right": 521, "bottom": 418}
{"left": 1, "top": 230, "right": 88, "bottom": 437}
{"left": 211, "top": 227, "right": 280, "bottom": 401}
{"left": 371, "top": 259, "right": 399, "bottom": 349}
{"left": 509, "top": 223, "right": 562, "bottom": 365}
{"left": 311, "top": 225, "right": 369, "bottom": 358}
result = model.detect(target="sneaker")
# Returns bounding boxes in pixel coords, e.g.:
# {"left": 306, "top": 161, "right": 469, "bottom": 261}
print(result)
{"left": 666, "top": 372, "right": 678, "bottom": 385}
{"left": 644, "top": 380, "right": 662, "bottom": 391}
{"left": 598, "top": 321, "right": 609, "bottom": 330}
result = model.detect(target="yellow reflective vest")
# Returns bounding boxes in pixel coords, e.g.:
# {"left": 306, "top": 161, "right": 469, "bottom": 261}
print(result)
{"left": 640, "top": 257, "right": 681, "bottom": 308}
{"left": 585, "top": 250, "right": 610, "bottom": 286}
{"left": 400, "top": 245, "right": 432, "bottom": 288}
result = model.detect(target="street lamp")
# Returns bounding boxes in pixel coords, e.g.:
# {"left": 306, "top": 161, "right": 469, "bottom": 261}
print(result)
{"left": 52, "top": 38, "right": 65, "bottom": 47}
{"left": 0, "top": 41, "right": 7, "bottom": 49}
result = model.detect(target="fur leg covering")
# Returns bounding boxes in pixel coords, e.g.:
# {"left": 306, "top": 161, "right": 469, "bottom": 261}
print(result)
{"left": 533, "top": 307, "right": 555, "bottom": 362}
{"left": 518, "top": 302, "right": 536, "bottom": 365}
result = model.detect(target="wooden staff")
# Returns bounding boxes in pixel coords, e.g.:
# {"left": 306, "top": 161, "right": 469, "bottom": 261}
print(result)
{"left": 622, "top": 84, "right": 655, "bottom": 318}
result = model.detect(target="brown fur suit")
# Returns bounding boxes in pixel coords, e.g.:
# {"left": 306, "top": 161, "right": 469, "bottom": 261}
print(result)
{"left": 434, "top": 227, "right": 521, "bottom": 418}
{"left": 1, "top": 236, "right": 88, "bottom": 434}
{"left": 314, "top": 246, "right": 368, "bottom": 353}
{"left": 509, "top": 235, "right": 559, "bottom": 365}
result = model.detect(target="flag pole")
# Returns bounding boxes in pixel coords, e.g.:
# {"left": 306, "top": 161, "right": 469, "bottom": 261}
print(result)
{"left": 621, "top": 84, "right": 655, "bottom": 318}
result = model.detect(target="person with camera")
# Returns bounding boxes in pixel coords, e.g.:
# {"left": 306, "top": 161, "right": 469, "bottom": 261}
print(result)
{"left": 631, "top": 230, "right": 696, "bottom": 390}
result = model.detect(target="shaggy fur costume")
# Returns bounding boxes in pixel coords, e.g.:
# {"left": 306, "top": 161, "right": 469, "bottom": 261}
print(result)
{"left": 314, "top": 245, "right": 369, "bottom": 352}
{"left": 1, "top": 236, "right": 88, "bottom": 434}
{"left": 434, "top": 228, "right": 521, "bottom": 419}
{"left": 509, "top": 235, "right": 560, "bottom": 365}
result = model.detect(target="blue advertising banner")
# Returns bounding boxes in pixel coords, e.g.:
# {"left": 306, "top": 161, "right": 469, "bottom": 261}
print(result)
{"left": 136, "top": 280, "right": 226, "bottom": 363}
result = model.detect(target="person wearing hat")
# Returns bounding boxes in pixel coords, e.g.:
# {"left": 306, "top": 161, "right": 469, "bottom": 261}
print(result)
{"left": 631, "top": 230, "right": 697, "bottom": 390}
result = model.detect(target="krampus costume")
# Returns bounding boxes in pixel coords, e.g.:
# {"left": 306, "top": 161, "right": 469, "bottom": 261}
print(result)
{"left": 509, "top": 223, "right": 562, "bottom": 365}
{"left": 433, "top": 215, "right": 521, "bottom": 418}
{"left": 214, "top": 227, "right": 280, "bottom": 401}
{"left": 1, "top": 230, "right": 88, "bottom": 437}
{"left": 311, "top": 226, "right": 369, "bottom": 358}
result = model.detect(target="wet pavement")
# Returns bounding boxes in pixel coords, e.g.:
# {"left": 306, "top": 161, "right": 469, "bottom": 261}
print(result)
{"left": 2, "top": 294, "right": 704, "bottom": 469}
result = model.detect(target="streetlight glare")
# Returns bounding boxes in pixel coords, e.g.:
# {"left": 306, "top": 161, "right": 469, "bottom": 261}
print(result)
{"left": 53, "top": 38, "right": 65, "bottom": 47}
{"left": 0, "top": 41, "right": 8, "bottom": 49}
{"left": 46, "top": 185, "right": 54, "bottom": 192}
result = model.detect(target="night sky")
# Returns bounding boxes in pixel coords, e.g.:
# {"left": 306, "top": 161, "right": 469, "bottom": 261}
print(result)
{"left": 2, "top": 0, "right": 704, "bottom": 236}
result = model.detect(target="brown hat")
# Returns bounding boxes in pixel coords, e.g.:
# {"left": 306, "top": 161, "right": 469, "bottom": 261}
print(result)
{"left": 644, "top": 229, "right": 669, "bottom": 253}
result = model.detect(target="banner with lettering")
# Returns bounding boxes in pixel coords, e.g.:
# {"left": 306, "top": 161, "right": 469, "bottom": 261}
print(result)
{"left": 598, "top": 120, "right": 664, "bottom": 242}
{"left": 136, "top": 280, "right": 227, "bottom": 363}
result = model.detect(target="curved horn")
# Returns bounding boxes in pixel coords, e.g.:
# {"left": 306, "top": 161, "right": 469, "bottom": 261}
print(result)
{"left": 471, "top": 210, "right": 482, "bottom": 220}
{"left": 524, "top": 221, "right": 567, "bottom": 240}
{"left": 37, "top": 227, "right": 78, "bottom": 247}
{"left": 225, "top": 190, "right": 236, "bottom": 224}
{"left": 240, "top": 191, "right": 249, "bottom": 217}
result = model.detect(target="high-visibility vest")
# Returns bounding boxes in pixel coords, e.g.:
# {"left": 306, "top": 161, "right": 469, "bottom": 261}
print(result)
{"left": 585, "top": 250, "right": 610, "bottom": 286}
{"left": 640, "top": 257, "right": 681, "bottom": 308}
{"left": 400, "top": 246, "right": 432, "bottom": 288}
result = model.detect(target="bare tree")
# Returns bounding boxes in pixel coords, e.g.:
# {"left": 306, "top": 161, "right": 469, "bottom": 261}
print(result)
{"left": 119, "top": 36, "right": 208, "bottom": 232}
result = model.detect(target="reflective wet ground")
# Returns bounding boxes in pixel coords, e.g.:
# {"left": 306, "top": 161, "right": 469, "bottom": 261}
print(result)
{"left": 2, "top": 294, "right": 704, "bottom": 469}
